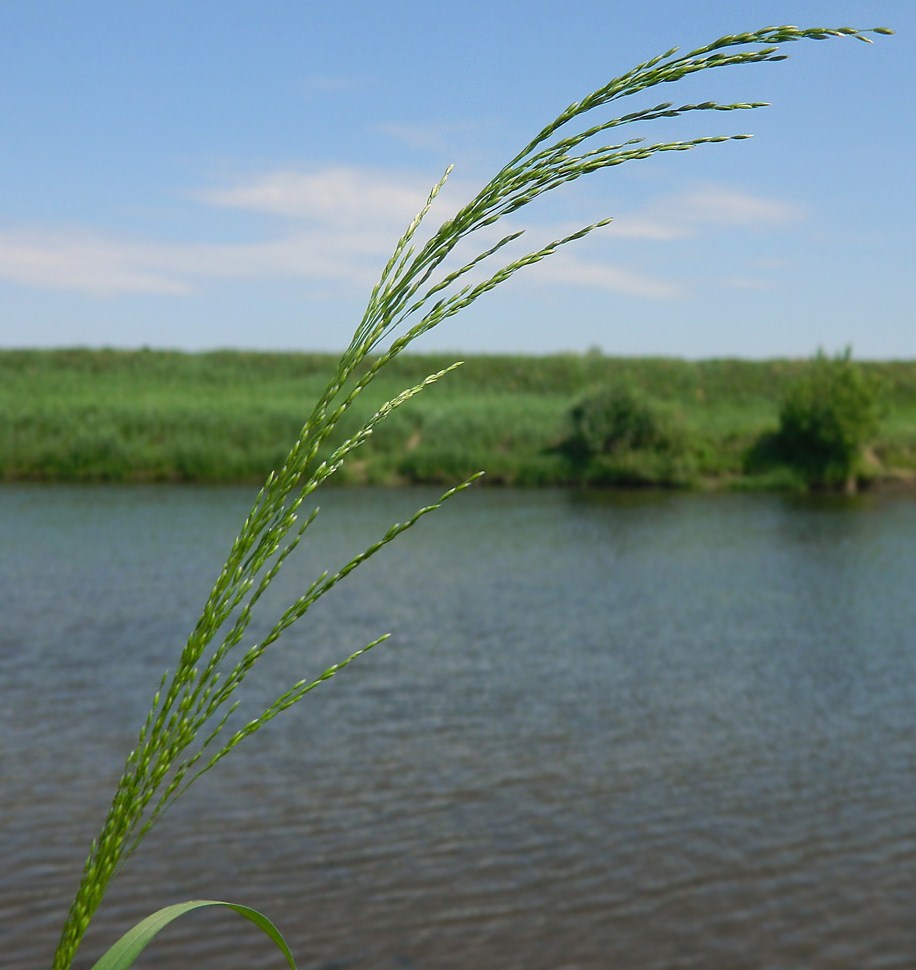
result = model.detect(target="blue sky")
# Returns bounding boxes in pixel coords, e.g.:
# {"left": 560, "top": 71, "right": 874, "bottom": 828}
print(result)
{"left": 1, "top": 1, "right": 912, "bottom": 359}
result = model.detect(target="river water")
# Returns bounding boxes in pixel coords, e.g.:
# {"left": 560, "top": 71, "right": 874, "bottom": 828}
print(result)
{"left": 1, "top": 485, "right": 915, "bottom": 969}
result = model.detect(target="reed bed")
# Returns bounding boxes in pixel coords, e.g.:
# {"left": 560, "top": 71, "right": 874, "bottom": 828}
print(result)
{"left": 4, "top": 349, "right": 915, "bottom": 487}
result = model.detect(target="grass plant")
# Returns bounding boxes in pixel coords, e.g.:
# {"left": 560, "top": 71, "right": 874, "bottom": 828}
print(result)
{"left": 42, "top": 24, "right": 892, "bottom": 970}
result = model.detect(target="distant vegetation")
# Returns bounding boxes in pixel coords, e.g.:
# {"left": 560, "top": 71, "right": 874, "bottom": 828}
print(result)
{"left": 750, "top": 349, "right": 887, "bottom": 491}
{"left": 557, "top": 382, "right": 693, "bottom": 487}
{"left": 2, "top": 347, "right": 915, "bottom": 490}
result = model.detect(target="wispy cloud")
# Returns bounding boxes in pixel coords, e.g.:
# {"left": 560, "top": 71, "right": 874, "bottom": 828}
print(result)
{"left": 675, "top": 185, "right": 805, "bottom": 228}
{"left": 0, "top": 167, "right": 436, "bottom": 296}
{"left": 374, "top": 120, "right": 483, "bottom": 154}
{"left": 0, "top": 171, "right": 807, "bottom": 300}
{"left": 300, "top": 75, "right": 362, "bottom": 97}
{"left": 197, "top": 167, "right": 430, "bottom": 227}
{"left": 719, "top": 275, "right": 781, "bottom": 291}
{"left": 535, "top": 252, "right": 684, "bottom": 300}
{"left": 0, "top": 226, "right": 399, "bottom": 296}
{"left": 604, "top": 216, "right": 692, "bottom": 241}
{"left": 610, "top": 184, "right": 805, "bottom": 240}
{"left": 0, "top": 231, "right": 192, "bottom": 296}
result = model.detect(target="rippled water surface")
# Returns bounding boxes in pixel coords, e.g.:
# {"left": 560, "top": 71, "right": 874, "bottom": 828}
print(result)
{"left": 2, "top": 485, "right": 915, "bottom": 969}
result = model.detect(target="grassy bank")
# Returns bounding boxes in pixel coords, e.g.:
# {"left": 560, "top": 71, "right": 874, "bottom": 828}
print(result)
{"left": 2, "top": 348, "right": 915, "bottom": 487}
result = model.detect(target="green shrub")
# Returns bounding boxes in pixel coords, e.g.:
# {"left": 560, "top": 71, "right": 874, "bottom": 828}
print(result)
{"left": 773, "top": 348, "right": 883, "bottom": 489}
{"left": 573, "top": 384, "right": 668, "bottom": 453}
{"left": 559, "top": 383, "right": 694, "bottom": 485}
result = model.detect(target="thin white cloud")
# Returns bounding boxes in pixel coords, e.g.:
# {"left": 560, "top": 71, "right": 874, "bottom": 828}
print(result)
{"left": 719, "top": 275, "right": 779, "bottom": 291}
{"left": 0, "top": 167, "right": 440, "bottom": 295}
{"left": 0, "top": 231, "right": 191, "bottom": 296}
{"left": 605, "top": 216, "right": 691, "bottom": 241}
{"left": 374, "top": 120, "right": 482, "bottom": 154}
{"left": 0, "top": 226, "right": 398, "bottom": 296}
{"left": 0, "top": 170, "right": 807, "bottom": 301}
{"left": 610, "top": 183, "right": 805, "bottom": 240}
{"left": 749, "top": 255, "right": 791, "bottom": 270}
{"left": 536, "top": 252, "right": 683, "bottom": 300}
{"left": 197, "top": 167, "right": 430, "bottom": 227}
{"left": 676, "top": 185, "right": 805, "bottom": 228}
{"left": 301, "top": 76, "right": 362, "bottom": 96}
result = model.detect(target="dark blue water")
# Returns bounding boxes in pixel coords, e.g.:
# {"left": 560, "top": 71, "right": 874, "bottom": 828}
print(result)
{"left": 2, "top": 485, "right": 915, "bottom": 969}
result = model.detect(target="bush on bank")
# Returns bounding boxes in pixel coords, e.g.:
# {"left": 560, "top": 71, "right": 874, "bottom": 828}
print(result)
{"left": 557, "top": 383, "right": 695, "bottom": 487}
{"left": 756, "top": 349, "right": 885, "bottom": 491}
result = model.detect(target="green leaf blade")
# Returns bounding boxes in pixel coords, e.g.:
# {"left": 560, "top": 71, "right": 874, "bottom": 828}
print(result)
{"left": 88, "top": 899, "right": 297, "bottom": 970}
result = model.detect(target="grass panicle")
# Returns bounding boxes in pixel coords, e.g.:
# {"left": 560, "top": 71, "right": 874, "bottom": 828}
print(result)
{"left": 49, "top": 24, "right": 890, "bottom": 970}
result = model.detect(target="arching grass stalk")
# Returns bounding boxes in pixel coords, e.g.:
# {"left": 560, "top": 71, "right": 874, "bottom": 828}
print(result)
{"left": 50, "top": 24, "right": 891, "bottom": 970}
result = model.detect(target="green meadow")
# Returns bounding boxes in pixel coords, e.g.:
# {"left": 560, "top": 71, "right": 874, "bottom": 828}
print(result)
{"left": 2, "top": 348, "right": 915, "bottom": 488}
